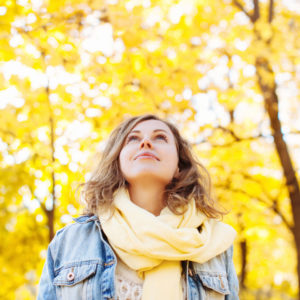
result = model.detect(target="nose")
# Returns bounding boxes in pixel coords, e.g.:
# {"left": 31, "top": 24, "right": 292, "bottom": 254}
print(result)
{"left": 139, "top": 137, "right": 153, "bottom": 149}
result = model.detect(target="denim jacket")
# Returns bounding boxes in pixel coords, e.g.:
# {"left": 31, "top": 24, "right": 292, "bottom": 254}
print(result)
{"left": 38, "top": 215, "right": 239, "bottom": 300}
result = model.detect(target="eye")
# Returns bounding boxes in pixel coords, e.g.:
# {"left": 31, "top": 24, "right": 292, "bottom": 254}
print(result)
{"left": 156, "top": 134, "right": 168, "bottom": 142}
{"left": 127, "top": 135, "right": 139, "bottom": 143}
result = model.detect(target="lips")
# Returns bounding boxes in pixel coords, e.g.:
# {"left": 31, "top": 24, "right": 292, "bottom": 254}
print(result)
{"left": 134, "top": 152, "right": 160, "bottom": 161}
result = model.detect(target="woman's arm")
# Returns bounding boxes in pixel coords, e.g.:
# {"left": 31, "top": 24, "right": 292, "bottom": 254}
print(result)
{"left": 225, "top": 245, "right": 239, "bottom": 300}
{"left": 37, "top": 241, "right": 57, "bottom": 299}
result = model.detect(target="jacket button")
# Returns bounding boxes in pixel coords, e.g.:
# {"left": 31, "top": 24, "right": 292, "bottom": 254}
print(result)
{"left": 67, "top": 271, "right": 75, "bottom": 281}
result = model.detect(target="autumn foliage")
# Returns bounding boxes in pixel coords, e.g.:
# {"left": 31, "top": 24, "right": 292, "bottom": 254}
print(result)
{"left": 0, "top": 0, "right": 300, "bottom": 299}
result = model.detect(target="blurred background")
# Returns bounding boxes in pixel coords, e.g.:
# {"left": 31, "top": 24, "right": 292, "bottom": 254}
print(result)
{"left": 0, "top": 0, "right": 300, "bottom": 299}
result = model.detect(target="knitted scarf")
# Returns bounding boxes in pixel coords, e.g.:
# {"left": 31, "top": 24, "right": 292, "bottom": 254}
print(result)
{"left": 98, "top": 188, "right": 236, "bottom": 300}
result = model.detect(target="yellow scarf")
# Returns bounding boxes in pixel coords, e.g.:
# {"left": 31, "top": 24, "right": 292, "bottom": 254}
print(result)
{"left": 98, "top": 189, "right": 236, "bottom": 300}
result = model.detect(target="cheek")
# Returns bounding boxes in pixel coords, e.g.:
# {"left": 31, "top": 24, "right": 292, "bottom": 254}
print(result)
{"left": 119, "top": 148, "right": 133, "bottom": 173}
{"left": 163, "top": 148, "right": 179, "bottom": 170}
{"left": 119, "top": 150, "right": 127, "bottom": 170}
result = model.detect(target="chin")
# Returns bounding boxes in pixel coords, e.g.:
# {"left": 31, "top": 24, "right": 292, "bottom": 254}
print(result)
{"left": 126, "top": 172, "right": 173, "bottom": 185}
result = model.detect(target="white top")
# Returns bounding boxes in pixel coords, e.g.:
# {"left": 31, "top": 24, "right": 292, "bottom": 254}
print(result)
{"left": 115, "top": 256, "right": 187, "bottom": 300}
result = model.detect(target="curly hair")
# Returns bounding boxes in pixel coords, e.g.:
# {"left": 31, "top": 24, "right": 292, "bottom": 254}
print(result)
{"left": 79, "top": 114, "right": 225, "bottom": 218}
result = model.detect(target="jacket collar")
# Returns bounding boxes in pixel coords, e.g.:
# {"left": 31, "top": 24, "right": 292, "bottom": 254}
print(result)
{"left": 73, "top": 215, "right": 98, "bottom": 224}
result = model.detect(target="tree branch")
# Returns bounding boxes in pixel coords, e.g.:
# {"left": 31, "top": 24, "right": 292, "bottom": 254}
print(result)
{"left": 192, "top": 126, "right": 266, "bottom": 147}
{"left": 192, "top": 125, "right": 300, "bottom": 148}
{"left": 253, "top": 0, "right": 260, "bottom": 22}
{"left": 268, "top": 0, "right": 274, "bottom": 23}
{"left": 0, "top": 128, "right": 16, "bottom": 138}
{"left": 232, "top": 0, "right": 260, "bottom": 23}
{"left": 232, "top": 0, "right": 252, "bottom": 20}
{"left": 28, "top": 185, "right": 46, "bottom": 213}
{"left": 216, "top": 183, "right": 293, "bottom": 231}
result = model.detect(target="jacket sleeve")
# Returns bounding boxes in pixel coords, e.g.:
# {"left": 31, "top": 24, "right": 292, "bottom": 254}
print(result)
{"left": 225, "top": 245, "right": 239, "bottom": 300}
{"left": 37, "top": 239, "right": 57, "bottom": 300}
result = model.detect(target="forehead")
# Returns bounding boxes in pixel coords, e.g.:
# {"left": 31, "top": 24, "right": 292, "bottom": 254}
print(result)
{"left": 130, "top": 119, "right": 173, "bottom": 134}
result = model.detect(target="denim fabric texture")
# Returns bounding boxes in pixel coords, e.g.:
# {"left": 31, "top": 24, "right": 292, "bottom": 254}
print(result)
{"left": 38, "top": 215, "right": 239, "bottom": 300}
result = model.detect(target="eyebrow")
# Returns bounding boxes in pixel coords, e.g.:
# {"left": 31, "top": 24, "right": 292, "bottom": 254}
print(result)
{"left": 129, "top": 129, "right": 169, "bottom": 134}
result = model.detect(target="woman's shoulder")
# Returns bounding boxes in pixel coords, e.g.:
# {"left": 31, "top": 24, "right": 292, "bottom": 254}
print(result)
{"left": 53, "top": 214, "right": 99, "bottom": 238}
{"left": 48, "top": 214, "right": 103, "bottom": 262}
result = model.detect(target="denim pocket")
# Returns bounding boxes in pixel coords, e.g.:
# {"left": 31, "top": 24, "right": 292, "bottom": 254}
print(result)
{"left": 54, "top": 261, "right": 98, "bottom": 300}
{"left": 197, "top": 271, "right": 230, "bottom": 299}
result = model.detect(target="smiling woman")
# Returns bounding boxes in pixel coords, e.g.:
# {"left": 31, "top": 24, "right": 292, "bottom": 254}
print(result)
{"left": 38, "top": 114, "right": 239, "bottom": 300}
{"left": 118, "top": 120, "right": 179, "bottom": 215}
{"left": 81, "top": 114, "right": 227, "bottom": 218}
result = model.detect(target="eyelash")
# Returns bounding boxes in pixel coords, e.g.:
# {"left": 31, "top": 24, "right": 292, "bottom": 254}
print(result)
{"left": 127, "top": 135, "right": 139, "bottom": 142}
{"left": 127, "top": 134, "right": 168, "bottom": 143}
{"left": 156, "top": 134, "right": 168, "bottom": 141}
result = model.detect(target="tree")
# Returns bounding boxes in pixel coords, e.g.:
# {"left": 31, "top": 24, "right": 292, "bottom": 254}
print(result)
{"left": 0, "top": 0, "right": 299, "bottom": 298}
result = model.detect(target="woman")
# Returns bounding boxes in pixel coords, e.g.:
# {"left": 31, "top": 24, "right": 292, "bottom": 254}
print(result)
{"left": 38, "top": 114, "right": 239, "bottom": 300}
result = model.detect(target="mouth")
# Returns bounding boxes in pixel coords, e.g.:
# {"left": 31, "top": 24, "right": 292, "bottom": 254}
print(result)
{"left": 134, "top": 152, "right": 160, "bottom": 161}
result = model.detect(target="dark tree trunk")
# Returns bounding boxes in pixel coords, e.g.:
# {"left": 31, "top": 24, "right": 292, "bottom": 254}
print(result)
{"left": 240, "top": 239, "right": 247, "bottom": 289}
{"left": 47, "top": 84, "right": 56, "bottom": 242}
{"left": 231, "top": 0, "right": 300, "bottom": 296}
{"left": 255, "top": 56, "right": 300, "bottom": 299}
{"left": 47, "top": 207, "right": 54, "bottom": 242}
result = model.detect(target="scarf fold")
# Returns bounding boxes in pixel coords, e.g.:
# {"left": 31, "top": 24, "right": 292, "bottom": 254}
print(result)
{"left": 98, "top": 189, "right": 236, "bottom": 300}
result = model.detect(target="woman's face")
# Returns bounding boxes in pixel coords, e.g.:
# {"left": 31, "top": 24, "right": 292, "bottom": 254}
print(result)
{"left": 119, "top": 119, "right": 179, "bottom": 186}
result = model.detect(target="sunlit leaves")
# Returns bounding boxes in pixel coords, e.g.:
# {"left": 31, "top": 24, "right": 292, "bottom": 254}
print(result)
{"left": 0, "top": 0, "right": 300, "bottom": 299}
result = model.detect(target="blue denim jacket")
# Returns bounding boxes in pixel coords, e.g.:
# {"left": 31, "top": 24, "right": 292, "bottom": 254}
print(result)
{"left": 38, "top": 215, "right": 239, "bottom": 300}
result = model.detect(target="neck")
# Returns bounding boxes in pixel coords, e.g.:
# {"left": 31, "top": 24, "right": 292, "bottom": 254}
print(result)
{"left": 127, "top": 182, "right": 166, "bottom": 216}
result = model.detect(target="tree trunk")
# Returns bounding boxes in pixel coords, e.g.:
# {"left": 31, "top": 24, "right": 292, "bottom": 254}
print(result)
{"left": 46, "top": 84, "right": 56, "bottom": 242}
{"left": 231, "top": 0, "right": 299, "bottom": 296}
{"left": 240, "top": 239, "right": 247, "bottom": 289}
{"left": 255, "top": 56, "right": 300, "bottom": 299}
{"left": 47, "top": 207, "right": 54, "bottom": 242}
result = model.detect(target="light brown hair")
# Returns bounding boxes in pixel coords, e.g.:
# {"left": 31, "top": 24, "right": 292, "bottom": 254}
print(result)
{"left": 80, "top": 114, "right": 225, "bottom": 218}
